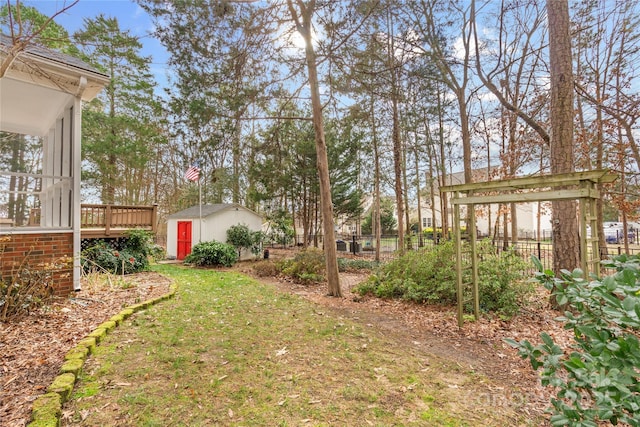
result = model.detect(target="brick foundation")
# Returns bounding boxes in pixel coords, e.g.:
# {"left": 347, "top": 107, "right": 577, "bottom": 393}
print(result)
{"left": 0, "top": 232, "right": 74, "bottom": 296}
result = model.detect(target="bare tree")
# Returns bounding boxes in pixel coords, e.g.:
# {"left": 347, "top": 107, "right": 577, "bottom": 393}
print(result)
{"left": 0, "top": 0, "right": 79, "bottom": 77}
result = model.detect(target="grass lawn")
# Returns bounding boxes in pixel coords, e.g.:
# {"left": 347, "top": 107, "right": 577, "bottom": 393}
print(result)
{"left": 62, "top": 264, "right": 529, "bottom": 426}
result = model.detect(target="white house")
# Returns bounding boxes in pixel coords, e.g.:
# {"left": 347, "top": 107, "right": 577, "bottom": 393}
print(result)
{"left": 416, "top": 169, "right": 553, "bottom": 239}
{"left": 166, "top": 203, "right": 263, "bottom": 261}
{"left": 0, "top": 34, "right": 109, "bottom": 294}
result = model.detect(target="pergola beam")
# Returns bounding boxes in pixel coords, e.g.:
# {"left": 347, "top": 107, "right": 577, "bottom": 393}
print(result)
{"left": 441, "top": 170, "right": 617, "bottom": 193}
{"left": 449, "top": 188, "right": 599, "bottom": 206}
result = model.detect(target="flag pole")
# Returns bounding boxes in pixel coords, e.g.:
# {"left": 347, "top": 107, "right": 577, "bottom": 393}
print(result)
{"left": 185, "top": 161, "right": 202, "bottom": 243}
{"left": 198, "top": 175, "right": 202, "bottom": 243}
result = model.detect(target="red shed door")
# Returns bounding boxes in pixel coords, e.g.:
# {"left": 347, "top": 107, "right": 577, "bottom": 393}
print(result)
{"left": 177, "top": 221, "right": 192, "bottom": 260}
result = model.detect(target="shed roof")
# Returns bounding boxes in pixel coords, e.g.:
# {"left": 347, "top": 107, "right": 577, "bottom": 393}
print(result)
{"left": 167, "top": 204, "right": 261, "bottom": 220}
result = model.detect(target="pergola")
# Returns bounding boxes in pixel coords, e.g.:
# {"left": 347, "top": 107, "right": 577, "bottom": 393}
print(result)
{"left": 0, "top": 34, "right": 109, "bottom": 292}
{"left": 440, "top": 169, "right": 618, "bottom": 327}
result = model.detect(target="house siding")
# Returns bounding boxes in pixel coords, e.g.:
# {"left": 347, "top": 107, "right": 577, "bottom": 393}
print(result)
{"left": 0, "top": 232, "right": 74, "bottom": 296}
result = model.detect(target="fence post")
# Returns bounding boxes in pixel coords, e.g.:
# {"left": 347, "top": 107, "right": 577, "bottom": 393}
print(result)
{"left": 537, "top": 241, "right": 542, "bottom": 261}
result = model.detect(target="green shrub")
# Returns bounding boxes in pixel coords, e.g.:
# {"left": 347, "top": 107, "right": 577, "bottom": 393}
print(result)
{"left": 184, "top": 241, "right": 238, "bottom": 267}
{"left": 226, "top": 224, "right": 263, "bottom": 258}
{"left": 277, "top": 249, "right": 325, "bottom": 284}
{"left": 476, "top": 245, "right": 532, "bottom": 317}
{"left": 355, "top": 240, "right": 531, "bottom": 318}
{"left": 506, "top": 255, "right": 640, "bottom": 427}
{"left": 357, "top": 241, "right": 458, "bottom": 304}
{"left": 149, "top": 244, "right": 166, "bottom": 261}
{"left": 337, "top": 257, "right": 378, "bottom": 272}
{"left": 81, "top": 229, "right": 154, "bottom": 275}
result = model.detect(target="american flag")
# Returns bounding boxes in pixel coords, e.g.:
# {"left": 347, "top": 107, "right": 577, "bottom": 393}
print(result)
{"left": 184, "top": 164, "right": 200, "bottom": 182}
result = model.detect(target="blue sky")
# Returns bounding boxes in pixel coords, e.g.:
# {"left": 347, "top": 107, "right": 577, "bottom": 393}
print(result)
{"left": 22, "top": 0, "right": 170, "bottom": 88}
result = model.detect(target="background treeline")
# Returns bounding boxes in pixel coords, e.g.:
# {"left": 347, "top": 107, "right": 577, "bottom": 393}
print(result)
{"left": 1, "top": 0, "right": 639, "bottom": 245}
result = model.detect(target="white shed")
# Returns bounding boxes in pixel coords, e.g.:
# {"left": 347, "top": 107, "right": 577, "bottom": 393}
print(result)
{"left": 166, "top": 203, "right": 263, "bottom": 261}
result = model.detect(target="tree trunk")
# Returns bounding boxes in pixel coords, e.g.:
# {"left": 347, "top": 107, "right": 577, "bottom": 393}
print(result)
{"left": 288, "top": 0, "right": 341, "bottom": 297}
{"left": 547, "top": 0, "right": 580, "bottom": 274}
{"left": 232, "top": 115, "right": 242, "bottom": 204}
{"left": 371, "top": 98, "right": 382, "bottom": 262}
{"left": 436, "top": 85, "right": 449, "bottom": 239}
{"left": 414, "top": 140, "right": 423, "bottom": 247}
{"left": 386, "top": 7, "right": 405, "bottom": 254}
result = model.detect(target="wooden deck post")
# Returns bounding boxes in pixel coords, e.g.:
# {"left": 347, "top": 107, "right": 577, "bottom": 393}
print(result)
{"left": 105, "top": 205, "right": 111, "bottom": 236}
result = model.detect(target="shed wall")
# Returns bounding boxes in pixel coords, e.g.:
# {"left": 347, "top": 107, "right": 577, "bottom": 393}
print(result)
{"left": 166, "top": 207, "right": 263, "bottom": 260}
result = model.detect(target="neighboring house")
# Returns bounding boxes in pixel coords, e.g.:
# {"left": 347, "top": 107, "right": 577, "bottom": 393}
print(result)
{"left": 414, "top": 169, "right": 553, "bottom": 239}
{"left": 0, "top": 34, "right": 109, "bottom": 295}
{"left": 166, "top": 204, "right": 263, "bottom": 261}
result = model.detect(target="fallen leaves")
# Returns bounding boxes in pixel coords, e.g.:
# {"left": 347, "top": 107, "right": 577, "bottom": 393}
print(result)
{"left": 0, "top": 272, "right": 171, "bottom": 427}
{"left": 275, "top": 347, "right": 288, "bottom": 357}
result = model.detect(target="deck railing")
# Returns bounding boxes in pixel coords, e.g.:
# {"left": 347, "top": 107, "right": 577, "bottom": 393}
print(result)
{"left": 80, "top": 204, "right": 157, "bottom": 238}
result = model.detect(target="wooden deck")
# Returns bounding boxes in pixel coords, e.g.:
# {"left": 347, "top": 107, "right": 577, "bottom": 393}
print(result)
{"left": 80, "top": 204, "right": 157, "bottom": 239}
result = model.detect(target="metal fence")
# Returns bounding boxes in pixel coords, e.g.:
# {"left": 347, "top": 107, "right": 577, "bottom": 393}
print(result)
{"left": 288, "top": 233, "right": 640, "bottom": 275}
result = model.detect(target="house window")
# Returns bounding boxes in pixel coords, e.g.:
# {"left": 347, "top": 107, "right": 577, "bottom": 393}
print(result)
{"left": 422, "top": 217, "right": 432, "bottom": 228}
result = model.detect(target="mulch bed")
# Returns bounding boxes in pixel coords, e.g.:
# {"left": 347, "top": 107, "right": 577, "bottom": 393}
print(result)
{"left": 0, "top": 272, "right": 172, "bottom": 427}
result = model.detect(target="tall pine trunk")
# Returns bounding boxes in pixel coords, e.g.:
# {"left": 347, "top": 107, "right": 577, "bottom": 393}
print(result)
{"left": 547, "top": 0, "right": 580, "bottom": 275}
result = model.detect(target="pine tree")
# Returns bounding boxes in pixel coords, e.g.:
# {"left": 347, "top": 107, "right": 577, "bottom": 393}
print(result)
{"left": 74, "top": 15, "right": 158, "bottom": 204}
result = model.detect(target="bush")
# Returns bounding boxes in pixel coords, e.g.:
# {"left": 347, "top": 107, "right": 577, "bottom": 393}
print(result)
{"left": 476, "top": 244, "right": 532, "bottom": 317}
{"left": 226, "top": 224, "right": 263, "bottom": 258}
{"left": 277, "top": 249, "right": 325, "bottom": 284}
{"left": 357, "top": 241, "right": 458, "bottom": 304}
{"left": 337, "top": 257, "right": 378, "bottom": 272}
{"left": 149, "top": 244, "right": 166, "bottom": 262}
{"left": 0, "top": 256, "right": 69, "bottom": 322}
{"left": 81, "top": 229, "right": 154, "bottom": 275}
{"left": 184, "top": 241, "right": 238, "bottom": 267}
{"left": 252, "top": 261, "right": 279, "bottom": 277}
{"left": 355, "top": 240, "right": 531, "bottom": 318}
{"left": 506, "top": 255, "right": 640, "bottom": 427}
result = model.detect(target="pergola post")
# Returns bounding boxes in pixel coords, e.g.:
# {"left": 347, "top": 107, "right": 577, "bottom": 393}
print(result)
{"left": 454, "top": 192, "right": 463, "bottom": 327}
{"left": 441, "top": 169, "right": 617, "bottom": 327}
{"left": 469, "top": 203, "right": 479, "bottom": 321}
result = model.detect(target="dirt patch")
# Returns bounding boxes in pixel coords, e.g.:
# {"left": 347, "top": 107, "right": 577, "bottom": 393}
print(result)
{"left": 250, "top": 272, "right": 562, "bottom": 421}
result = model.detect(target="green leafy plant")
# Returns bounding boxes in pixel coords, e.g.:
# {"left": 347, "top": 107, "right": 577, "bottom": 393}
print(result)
{"left": 264, "top": 209, "right": 295, "bottom": 247}
{"left": 506, "top": 255, "right": 640, "bottom": 427}
{"left": 81, "top": 229, "right": 154, "bottom": 275}
{"left": 358, "top": 241, "right": 457, "bottom": 303}
{"left": 226, "top": 223, "right": 263, "bottom": 258}
{"left": 476, "top": 245, "right": 532, "bottom": 317}
{"left": 337, "top": 257, "right": 378, "bottom": 272}
{"left": 277, "top": 248, "right": 325, "bottom": 284}
{"left": 355, "top": 240, "right": 531, "bottom": 318}
{"left": 184, "top": 240, "right": 238, "bottom": 267}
